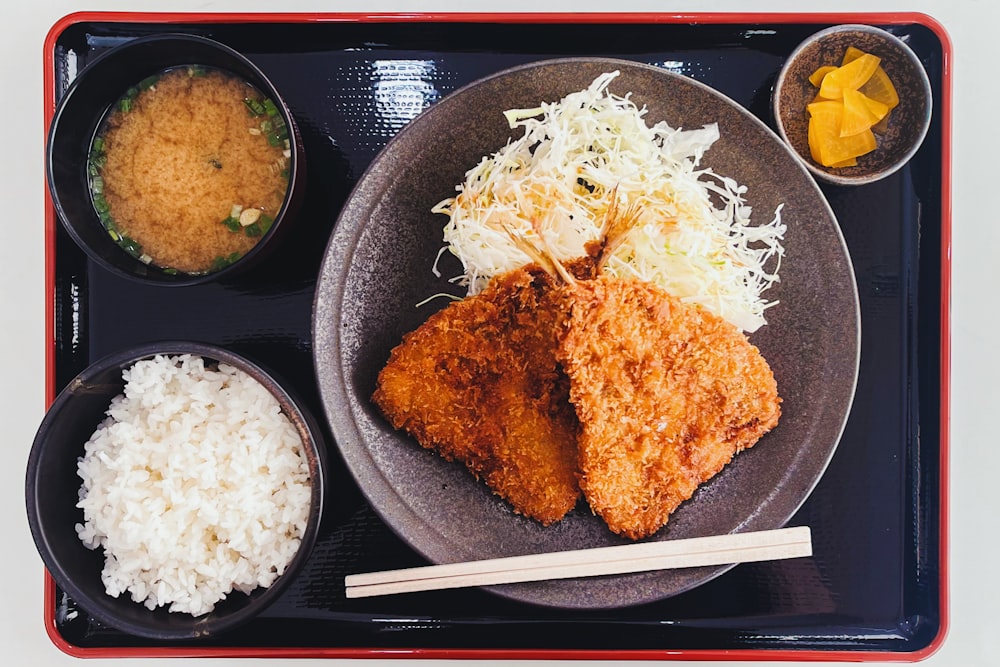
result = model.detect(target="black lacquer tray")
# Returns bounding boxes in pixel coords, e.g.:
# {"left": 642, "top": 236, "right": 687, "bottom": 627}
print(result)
{"left": 40, "top": 12, "right": 950, "bottom": 660}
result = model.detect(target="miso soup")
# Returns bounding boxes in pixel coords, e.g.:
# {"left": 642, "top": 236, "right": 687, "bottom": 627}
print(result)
{"left": 88, "top": 66, "right": 291, "bottom": 274}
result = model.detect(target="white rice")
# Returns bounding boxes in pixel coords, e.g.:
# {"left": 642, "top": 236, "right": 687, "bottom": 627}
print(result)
{"left": 74, "top": 354, "right": 312, "bottom": 617}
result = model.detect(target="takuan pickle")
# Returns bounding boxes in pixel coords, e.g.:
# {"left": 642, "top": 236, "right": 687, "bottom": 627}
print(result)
{"left": 805, "top": 46, "right": 899, "bottom": 168}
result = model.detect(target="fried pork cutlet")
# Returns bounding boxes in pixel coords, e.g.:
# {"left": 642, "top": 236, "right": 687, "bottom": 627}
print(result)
{"left": 372, "top": 266, "right": 581, "bottom": 526}
{"left": 557, "top": 275, "right": 781, "bottom": 540}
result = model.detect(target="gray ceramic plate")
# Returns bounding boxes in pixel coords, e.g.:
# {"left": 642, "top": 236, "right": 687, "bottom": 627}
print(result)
{"left": 312, "top": 57, "right": 860, "bottom": 609}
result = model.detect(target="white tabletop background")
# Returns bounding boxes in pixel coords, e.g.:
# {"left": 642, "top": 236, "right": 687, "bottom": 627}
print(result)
{"left": 0, "top": 1, "right": 985, "bottom": 665}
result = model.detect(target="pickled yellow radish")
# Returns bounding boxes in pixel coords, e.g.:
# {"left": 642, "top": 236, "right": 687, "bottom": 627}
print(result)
{"left": 818, "top": 53, "right": 881, "bottom": 100}
{"left": 807, "top": 100, "right": 877, "bottom": 167}
{"left": 840, "top": 89, "right": 887, "bottom": 137}
{"left": 809, "top": 65, "right": 837, "bottom": 88}
{"left": 805, "top": 46, "right": 898, "bottom": 167}
{"left": 860, "top": 66, "right": 899, "bottom": 110}
{"left": 841, "top": 45, "right": 866, "bottom": 65}
{"left": 842, "top": 45, "right": 899, "bottom": 110}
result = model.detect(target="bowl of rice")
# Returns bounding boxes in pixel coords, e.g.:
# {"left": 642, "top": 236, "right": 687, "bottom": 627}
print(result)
{"left": 25, "top": 342, "right": 326, "bottom": 640}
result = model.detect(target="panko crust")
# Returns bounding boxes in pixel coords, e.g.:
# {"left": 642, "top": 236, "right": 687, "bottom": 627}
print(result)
{"left": 372, "top": 267, "right": 581, "bottom": 525}
{"left": 557, "top": 276, "right": 781, "bottom": 540}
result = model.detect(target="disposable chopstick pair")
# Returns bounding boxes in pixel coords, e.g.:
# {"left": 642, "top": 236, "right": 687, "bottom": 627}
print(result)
{"left": 344, "top": 525, "right": 811, "bottom": 598}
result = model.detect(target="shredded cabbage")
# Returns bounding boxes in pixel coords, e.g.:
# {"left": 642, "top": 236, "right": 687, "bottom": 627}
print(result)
{"left": 432, "top": 71, "right": 786, "bottom": 332}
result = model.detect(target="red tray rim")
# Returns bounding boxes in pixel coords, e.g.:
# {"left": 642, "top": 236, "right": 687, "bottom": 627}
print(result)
{"left": 40, "top": 10, "right": 952, "bottom": 662}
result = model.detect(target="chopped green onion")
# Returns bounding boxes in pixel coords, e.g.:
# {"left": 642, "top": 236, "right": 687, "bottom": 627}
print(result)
{"left": 119, "top": 235, "right": 142, "bottom": 257}
{"left": 91, "top": 175, "right": 104, "bottom": 195}
{"left": 267, "top": 128, "right": 287, "bottom": 147}
{"left": 93, "top": 193, "right": 110, "bottom": 214}
{"left": 259, "top": 213, "right": 274, "bottom": 234}
{"left": 162, "top": 268, "right": 179, "bottom": 275}
{"left": 244, "top": 98, "right": 266, "bottom": 117}
{"left": 187, "top": 65, "right": 206, "bottom": 77}
{"left": 221, "top": 216, "right": 241, "bottom": 232}
{"left": 138, "top": 75, "right": 159, "bottom": 90}
{"left": 210, "top": 251, "right": 242, "bottom": 271}
{"left": 263, "top": 98, "right": 279, "bottom": 117}
{"left": 266, "top": 115, "right": 288, "bottom": 146}
{"left": 92, "top": 136, "right": 105, "bottom": 153}
{"left": 117, "top": 86, "right": 139, "bottom": 113}
{"left": 244, "top": 222, "right": 262, "bottom": 237}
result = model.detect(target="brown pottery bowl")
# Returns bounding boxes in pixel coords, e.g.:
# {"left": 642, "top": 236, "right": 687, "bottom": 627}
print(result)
{"left": 773, "top": 24, "right": 932, "bottom": 186}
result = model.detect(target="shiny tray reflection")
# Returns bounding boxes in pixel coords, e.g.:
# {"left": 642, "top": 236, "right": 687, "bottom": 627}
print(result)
{"left": 44, "top": 13, "right": 947, "bottom": 660}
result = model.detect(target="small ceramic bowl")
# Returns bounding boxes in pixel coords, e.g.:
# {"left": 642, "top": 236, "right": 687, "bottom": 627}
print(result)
{"left": 772, "top": 24, "right": 932, "bottom": 186}
{"left": 25, "top": 342, "right": 326, "bottom": 640}
{"left": 46, "top": 34, "right": 306, "bottom": 285}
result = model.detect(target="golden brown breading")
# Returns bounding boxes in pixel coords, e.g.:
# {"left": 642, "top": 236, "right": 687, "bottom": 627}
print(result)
{"left": 557, "top": 275, "right": 781, "bottom": 540}
{"left": 372, "top": 267, "right": 581, "bottom": 525}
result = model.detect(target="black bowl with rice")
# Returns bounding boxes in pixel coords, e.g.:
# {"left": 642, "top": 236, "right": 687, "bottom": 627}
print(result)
{"left": 46, "top": 34, "right": 306, "bottom": 285}
{"left": 25, "top": 342, "right": 326, "bottom": 640}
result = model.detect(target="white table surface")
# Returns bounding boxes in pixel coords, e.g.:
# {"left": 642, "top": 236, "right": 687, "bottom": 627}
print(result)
{"left": 1, "top": 1, "right": 986, "bottom": 665}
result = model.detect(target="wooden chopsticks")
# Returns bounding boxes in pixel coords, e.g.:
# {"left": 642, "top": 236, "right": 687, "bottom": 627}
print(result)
{"left": 344, "top": 526, "right": 811, "bottom": 598}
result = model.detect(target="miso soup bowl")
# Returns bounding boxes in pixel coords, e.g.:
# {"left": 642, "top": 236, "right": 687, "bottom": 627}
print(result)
{"left": 25, "top": 341, "right": 327, "bottom": 640}
{"left": 46, "top": 34, "right": 306, "bottom": 285}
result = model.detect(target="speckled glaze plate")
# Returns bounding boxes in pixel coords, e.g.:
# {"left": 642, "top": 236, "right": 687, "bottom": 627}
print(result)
{"left": 312, "top": 57, "right": 860, "bottom": 609}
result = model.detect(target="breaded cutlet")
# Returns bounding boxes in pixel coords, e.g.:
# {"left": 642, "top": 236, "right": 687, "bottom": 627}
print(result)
{"left": 557, "top": 275, "right": 781, "bottom": 540}
{"left": 372, "top": 266, "right": 581, "bottom": 526}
